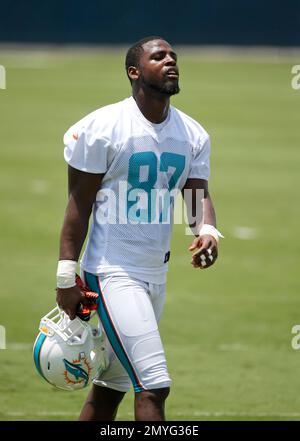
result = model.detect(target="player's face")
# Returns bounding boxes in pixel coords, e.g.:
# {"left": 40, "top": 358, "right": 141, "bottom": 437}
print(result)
{"left": 138, "top": 39, "right": 180, "bottom": 96}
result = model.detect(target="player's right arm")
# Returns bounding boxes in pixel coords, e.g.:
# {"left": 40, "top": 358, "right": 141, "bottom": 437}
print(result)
{"left": 56, "top": 165, "right": 104, "bottom": 320}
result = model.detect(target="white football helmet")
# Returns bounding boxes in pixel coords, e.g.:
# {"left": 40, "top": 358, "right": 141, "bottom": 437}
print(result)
{"left": 33, "top": 306, "right": 108, "bottom": 391}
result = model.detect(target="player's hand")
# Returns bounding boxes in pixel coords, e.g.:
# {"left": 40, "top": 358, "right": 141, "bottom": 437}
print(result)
{"left": 56, "top": 285, "right": 96, "bottom": 320}
{"left": 189, "top": 234, "right": 218, "bottom": 269}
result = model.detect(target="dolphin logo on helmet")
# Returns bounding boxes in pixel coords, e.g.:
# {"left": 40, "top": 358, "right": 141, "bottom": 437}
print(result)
{"left": 63, "top": 358, "right": 89, "bottom": 386}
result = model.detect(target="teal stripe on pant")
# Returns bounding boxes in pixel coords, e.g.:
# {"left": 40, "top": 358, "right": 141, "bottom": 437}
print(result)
{"left": 84, "top": 271, "right": 144, "bottom": 393}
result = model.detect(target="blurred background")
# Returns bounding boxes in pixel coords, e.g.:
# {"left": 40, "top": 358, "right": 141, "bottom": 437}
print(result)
{"left": 0, "top": 0, "right": 299, "bottom": 421}
{"left": 0, "top": 0, "right": 300, "bottom": 46}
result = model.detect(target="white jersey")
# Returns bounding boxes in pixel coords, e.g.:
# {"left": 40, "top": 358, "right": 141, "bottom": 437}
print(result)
{"left": 64, "top": 96, "right": 210, "bottom": 284}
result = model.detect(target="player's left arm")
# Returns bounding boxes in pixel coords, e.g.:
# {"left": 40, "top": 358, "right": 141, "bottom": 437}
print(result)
{"left": 182, "top": 178, "right": 220, "bottom": 269}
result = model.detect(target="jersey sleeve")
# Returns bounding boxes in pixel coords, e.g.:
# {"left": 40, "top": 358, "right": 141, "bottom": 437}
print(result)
{"left": 188, "top": 135, "right": 211, "bottom": 180}
{"left": 63, "top": 116, "right": 110, "bottom": 174}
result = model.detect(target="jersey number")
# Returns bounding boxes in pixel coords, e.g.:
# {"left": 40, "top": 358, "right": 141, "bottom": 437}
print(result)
{"left": 127, "top": 151, "right": 185, "bottom": 222}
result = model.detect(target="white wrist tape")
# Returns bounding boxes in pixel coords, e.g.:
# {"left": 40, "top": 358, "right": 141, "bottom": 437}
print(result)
{"left": 56, "top": 260, "right": 77, "bottom": 289}
{"left": 199, "top": 224, "right": 224, "bottom": 243}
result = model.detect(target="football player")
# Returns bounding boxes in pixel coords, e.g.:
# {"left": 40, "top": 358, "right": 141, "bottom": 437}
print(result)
{"left": 56, "top": 36, "right": 222, "bottom": 421}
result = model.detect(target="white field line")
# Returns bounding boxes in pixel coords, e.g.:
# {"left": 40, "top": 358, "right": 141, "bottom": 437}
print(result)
{"left": 1, "top": 44, "right": 300, "bottom": 61}
{"left": 30, "top": 179, "right": 50, "bottom": 195}
{"left": 7, "top": 343, "right": 32, "bottom": 350}
{"left": 3, "top": 411, "right": 300, "bottom": 418}
{"left": 218, "top": 343, "right": 248, "bottom": 351}
{"left": 1, "top": 58, "right": 54, "bottom": 69}
{"left": 175, "top": 411, "right": 300, "bottom": 418}
{"left": 7, "top": 343, "right": 250, "bottom": 352}
{"left": 232, "top": 226, "right": 258, "bottom": 240}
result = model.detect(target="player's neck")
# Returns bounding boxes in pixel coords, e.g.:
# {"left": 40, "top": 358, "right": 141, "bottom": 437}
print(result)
{"left": 132, "top": 90, "right": 170, "bottom": 124}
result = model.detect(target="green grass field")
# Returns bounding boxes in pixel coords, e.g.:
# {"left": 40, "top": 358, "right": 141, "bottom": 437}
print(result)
{"left": 0, "top": 48, "right": 299, "bottom": 421}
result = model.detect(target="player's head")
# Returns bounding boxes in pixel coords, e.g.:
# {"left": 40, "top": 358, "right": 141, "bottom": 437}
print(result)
{"left": 125, "top": 36, "right": 180, "bottom": 96}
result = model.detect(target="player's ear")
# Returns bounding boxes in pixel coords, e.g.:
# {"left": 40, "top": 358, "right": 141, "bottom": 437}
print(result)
{"left": 128, "top": 66, "right": 140, "bottom": 82}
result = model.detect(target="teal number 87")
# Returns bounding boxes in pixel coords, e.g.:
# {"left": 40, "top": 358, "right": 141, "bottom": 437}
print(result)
{"left": 127, "top": 151, "right": 185, "bottom": 221}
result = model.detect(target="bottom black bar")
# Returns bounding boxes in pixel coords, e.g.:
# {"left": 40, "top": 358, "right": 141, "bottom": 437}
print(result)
{"left": 0, "top": 421, "right": 298, "bottom": 439}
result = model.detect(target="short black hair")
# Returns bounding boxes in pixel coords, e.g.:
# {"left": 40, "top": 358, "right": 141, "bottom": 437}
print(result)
{"left": 125, "top": 35, "right": 165, "bottom": 84}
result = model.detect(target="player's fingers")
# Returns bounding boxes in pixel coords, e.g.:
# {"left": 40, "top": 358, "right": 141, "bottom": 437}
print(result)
{"left": 66, "top": 308, "right": 77, "bottom": 321}
{"left": 190, "top": 234, "right": 218, "bottom": 268}
{"left": 199, "top": 233, "right": 212, "bottom": 246}
{"left": 84, "top": 291, "right": 99, "bottom": 302}
{"left": 189, "top": 237, "right": 201, "bottom": 251}
{"left": 191, "top": 252, "right": 206, "bottom": 268}
{"left": 191, "top": 246, "right": 211, "bottom": 261}
{"left": 201, "top": 242, "right": 218, "bottom": 258}
{"left": 196, "top": 235, "right": 218, "bottom": 254}
{"left": 56, "top": 298, "right": 69, "bottom": 313}
{"left": 192, "top": 255, "right": 209, "bottom": 268}
{"left": 80, "top": 291, "right": 98, "bottom": 306}
{"left": 205, "top": 247, "right": 218, "bottom": 262}
{"left": 191, "top": 247, "right": 217, "bottom": 268}
{"left": 191, "top": 245, "right": 211, "bottom": 261}
{"left": 204, "top": 248, "right": 218, "bottom": 263}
